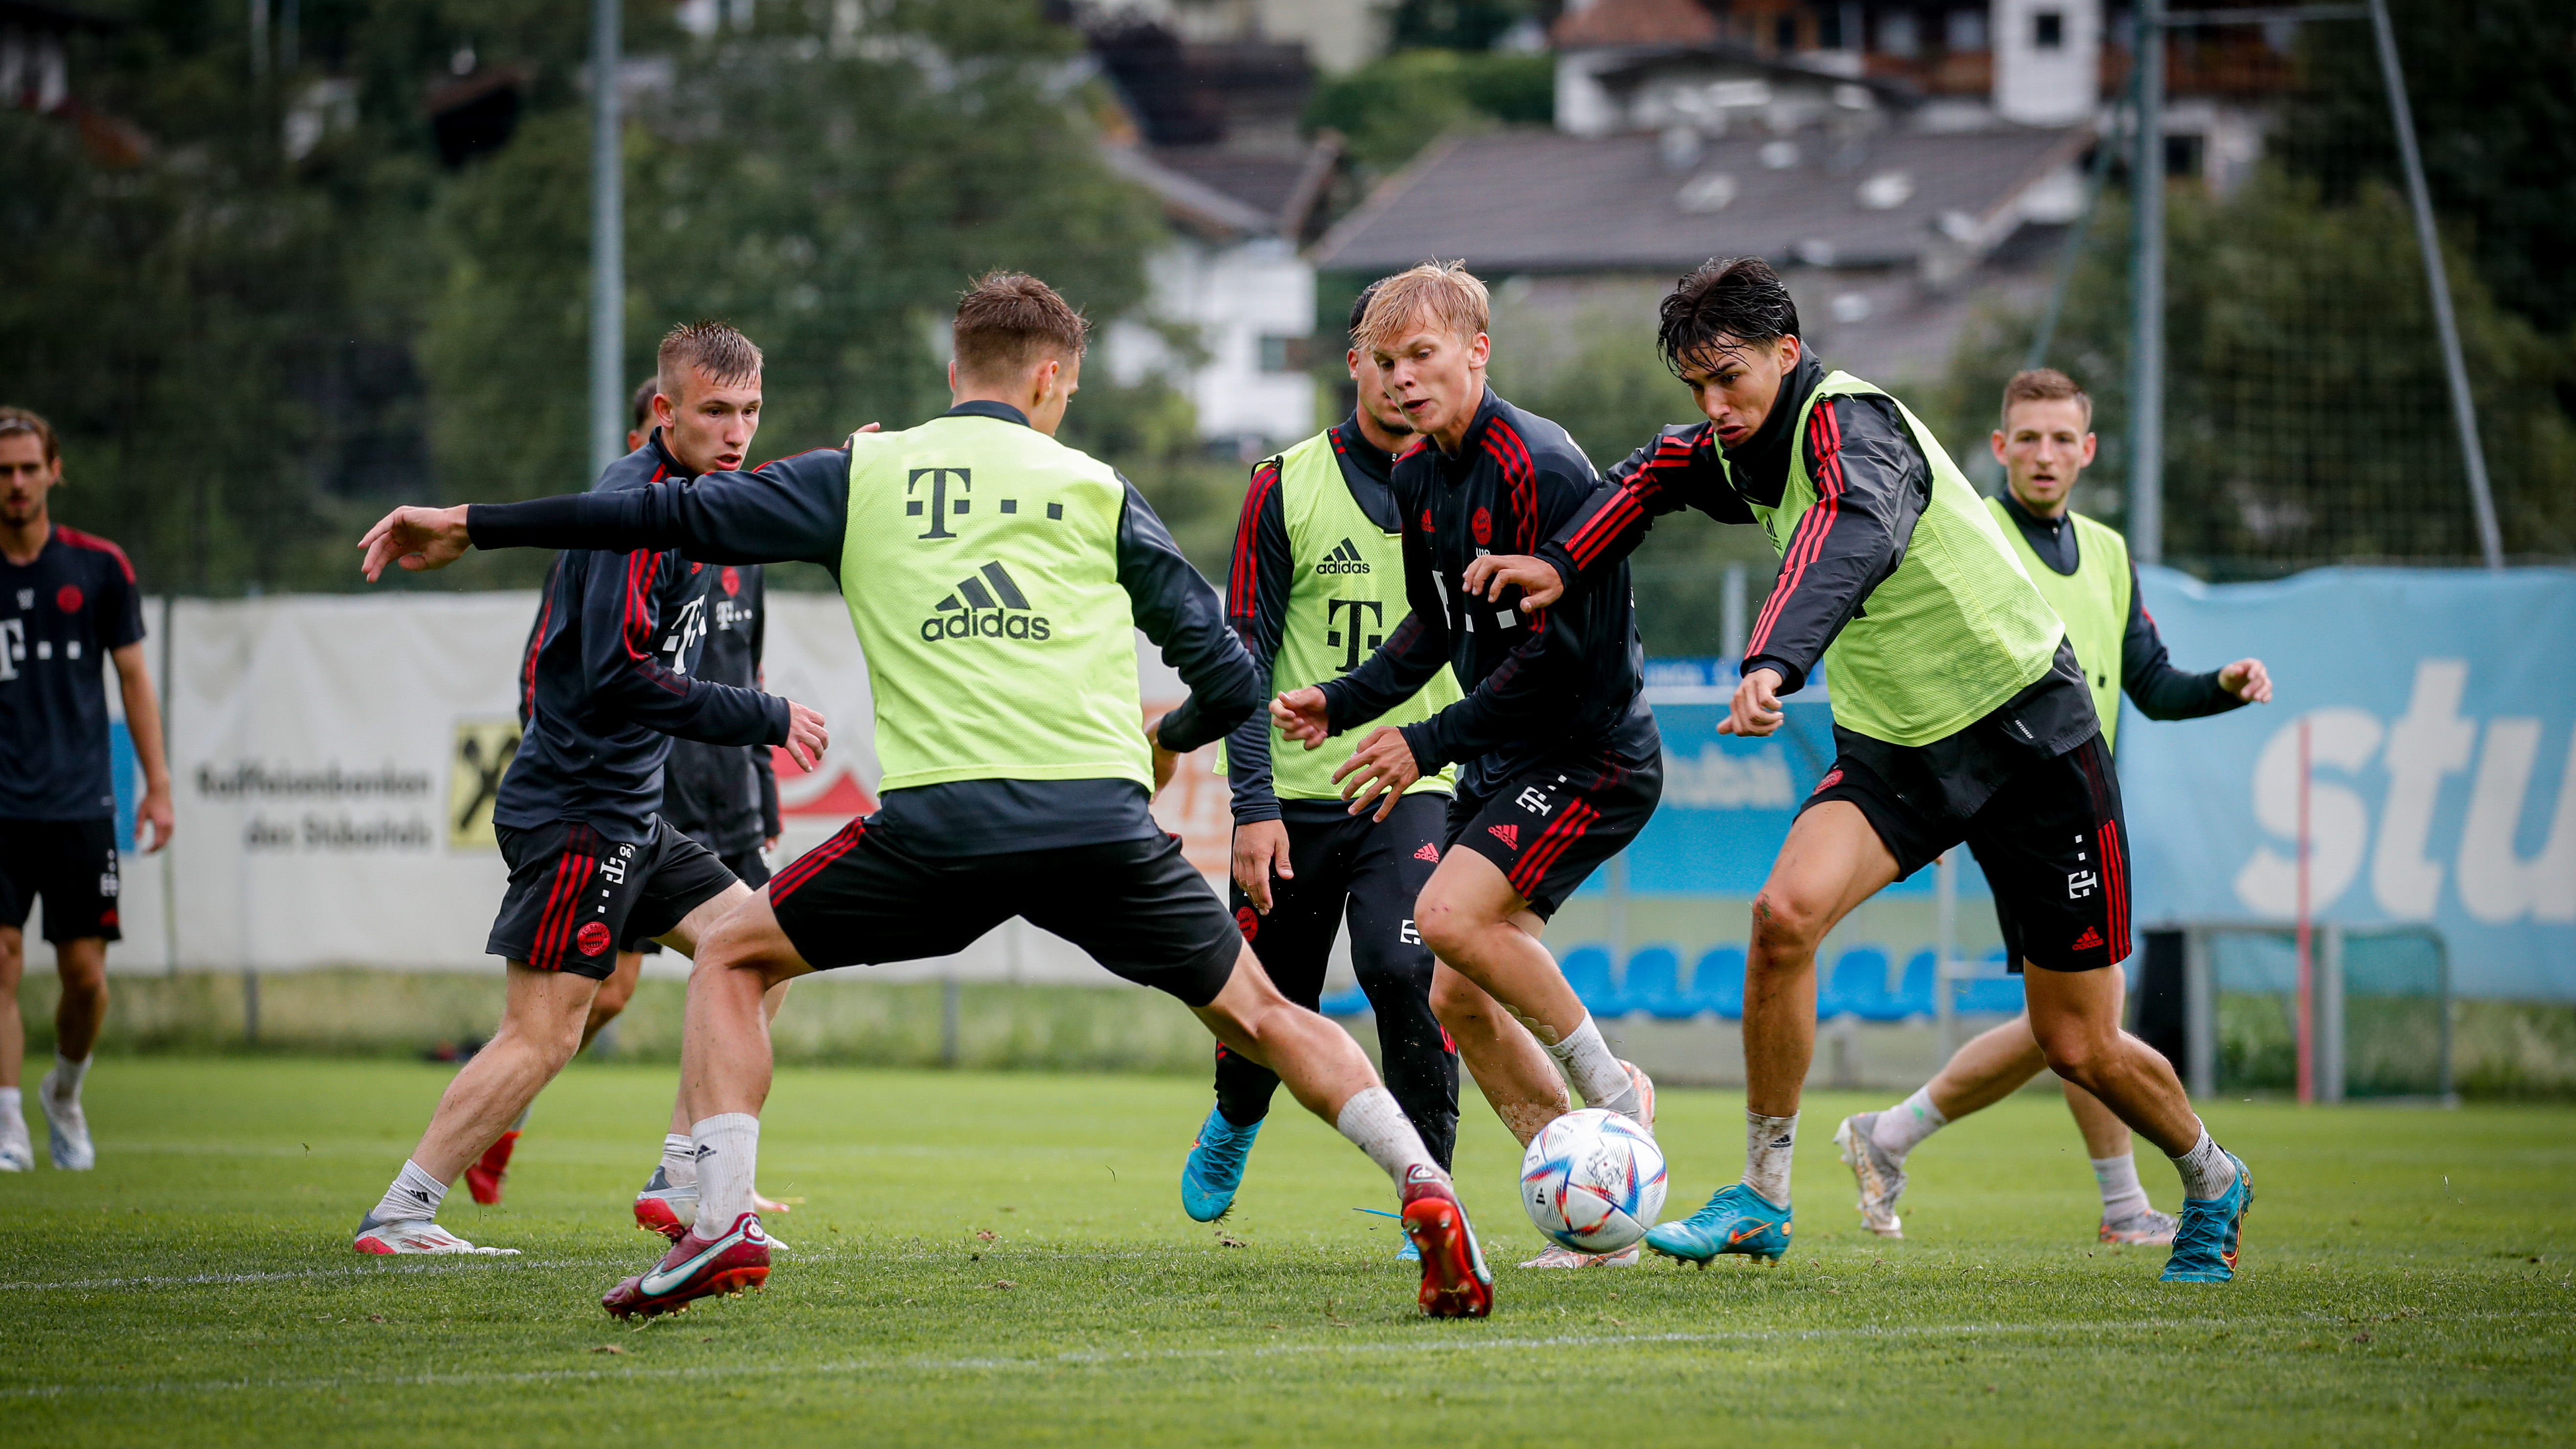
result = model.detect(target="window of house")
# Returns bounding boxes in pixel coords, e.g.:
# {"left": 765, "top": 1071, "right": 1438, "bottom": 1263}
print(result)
{"left": 1818, "top": 7, "right": 1844, "bottom": 49}
{"left": 1946, "top": 7, "right": 1988, "bottom": 50}
{"left": 2034, "top": 10, "right": 2065, "bottom": 49}
{"left": 1258, "top": 335, "right": 1311, "bottom": 374}
{"left": 1877, "top": 11, "right": 1919, "bottom": 57}
{"left": 1775, "top": 14, "right": 1800, "bottom": 52}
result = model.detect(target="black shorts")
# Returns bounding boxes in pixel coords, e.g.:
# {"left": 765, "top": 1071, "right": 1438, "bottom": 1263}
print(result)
{"left": 1229, "top": 794, "right": 1449, "bottom": 1004}
{"left": 637, "top": 847, "right": 769, "bottom": 956}
{"left": 768, "top": 823, "right": 1241, "bottom": 1007}
{"left": 1446, "top": 738, "right": 1663, "bottom": 918}
{"left": 0, "top": 818, "right": 122, "bottom": 944}
{"left": 488, "top": 818, "right": 739, "bottom": 979}
{"left": 1802, "top": 730, "right": 2132, "bottom": 973}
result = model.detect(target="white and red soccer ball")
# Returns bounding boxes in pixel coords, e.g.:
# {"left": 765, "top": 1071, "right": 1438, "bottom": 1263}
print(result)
{"left": 1519, "top": 1108, "right": 1668, "bottom": 1253}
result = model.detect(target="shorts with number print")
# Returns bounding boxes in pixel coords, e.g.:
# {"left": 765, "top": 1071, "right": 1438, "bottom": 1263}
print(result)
{"left": 486, "top": 818, "right": 738, "bottom": 979}
{"left": 1445, "top": 734, "right": 1664, "bottom": 918}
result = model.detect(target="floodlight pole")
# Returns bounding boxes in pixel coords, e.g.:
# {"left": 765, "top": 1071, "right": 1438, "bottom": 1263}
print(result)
{"left": 2127, "top": 0, "right": 2165, "bottom": 566}
{"left": 588, "top": 0, "right": 625, "bottom": 478}
{"left": 2369, "top": 0, "right": 2505, "bottom": 569}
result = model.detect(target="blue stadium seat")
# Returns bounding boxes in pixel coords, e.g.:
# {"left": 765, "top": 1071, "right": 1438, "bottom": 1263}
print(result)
{"left": 1620, "top": 946, "right": 1696, "bottom": 1019}
{"left": 1317, "top": 986, "right": 1370, "bottom": 1016}
{"left": 1891, "top": 950, "right": 1937, "bottom": 1019}
{"left": 1691, "top": 946, "right": 1746, "bottom": 1020}
{"left": 1822, "top": 947, "right": 1893, "bottom": 1020}
{"left": 1558, "top": 945, "right": 1622, "bottom": 1017}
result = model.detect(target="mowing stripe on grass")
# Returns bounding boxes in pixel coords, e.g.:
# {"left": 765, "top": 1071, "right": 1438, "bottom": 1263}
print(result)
{"left": 7, "top": 1310, "right": 2556, "bottom": 1401}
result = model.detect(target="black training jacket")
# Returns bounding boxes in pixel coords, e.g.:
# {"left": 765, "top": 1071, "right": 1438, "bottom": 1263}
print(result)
{"left": 496, "top": 431, "right": 791, "bottom": 842}
{"left": 1319, "top": 388, "right": 1655, "bottom": 799}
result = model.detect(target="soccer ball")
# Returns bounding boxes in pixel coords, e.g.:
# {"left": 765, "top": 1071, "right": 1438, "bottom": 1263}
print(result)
{"left": 1519, "top": 1108, "right": 1667, "bottom": 1253}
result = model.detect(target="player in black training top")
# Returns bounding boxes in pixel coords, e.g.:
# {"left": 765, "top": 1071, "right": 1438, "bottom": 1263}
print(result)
{"left": 0, "top": 407, "right": 174, "bottom": 1175}
{"left": 461, "top": 375, "right": 801, "bottom": 1237}
{"left": 350, "top": 324, "right": 828, "bottom": 1258}
{"left": 1179, "top": 279, "right": 1464, "bottom": 1241}
{"left": 1270, "top": 265, "right": 1666, "bottom": 1219}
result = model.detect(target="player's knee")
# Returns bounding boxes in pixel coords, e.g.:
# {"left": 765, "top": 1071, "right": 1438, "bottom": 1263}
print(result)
{"left": 56, "top": 944, "right": 108, "bottom": 995}
{"left": 1748, "top": 887, "right": 1829, "bottom": 953}
{"left": 1412, "top": 894, "right": 1482, "bottom": 960}
{"left": 2031, "top": 1019, "right": 2107, "bottom": 1081}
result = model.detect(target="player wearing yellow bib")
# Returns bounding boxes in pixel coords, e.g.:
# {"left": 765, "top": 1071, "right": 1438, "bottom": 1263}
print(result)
{"left": 361, "top": 273, "right": 1496, "bottom": 1320}
{"left": 1465, "top": 261, "right": 2253, "bottom": 1283}
{"left": 1182, "top": 282, "right": 1468, "bottom": 1238}
{"left": 1835, "top": 368, "right": 2271, "bottom": 1248}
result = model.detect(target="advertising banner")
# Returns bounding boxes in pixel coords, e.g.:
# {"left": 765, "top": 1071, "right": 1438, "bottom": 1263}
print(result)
{"left": 2121, "top": 566, "right": 2576, "bottom": 1000}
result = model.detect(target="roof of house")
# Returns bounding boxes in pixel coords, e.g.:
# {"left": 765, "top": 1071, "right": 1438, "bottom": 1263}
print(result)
{"left": 1551, "top": 0, "right": 1721, "bottom": 49}
{"left": 1310, "top": 123, "right": 2086, "bottom": 276}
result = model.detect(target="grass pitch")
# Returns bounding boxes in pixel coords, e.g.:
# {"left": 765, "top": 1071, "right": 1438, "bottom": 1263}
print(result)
{"left": 4, "top": 1058, "right": 2570, "bottom": 1446}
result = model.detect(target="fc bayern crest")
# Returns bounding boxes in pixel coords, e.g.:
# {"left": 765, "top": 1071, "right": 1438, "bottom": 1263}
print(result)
{"left": 56, "top": 584, "right": 83, "bottom": 613}
{"left": 577, "top": 920, "right": 612, "bottom": 956}
{"left": 722, "top": 566, "right": 742, "bottom": 597}
{"left": 1471, "top": 507, "right": 1492, "bottom": 545}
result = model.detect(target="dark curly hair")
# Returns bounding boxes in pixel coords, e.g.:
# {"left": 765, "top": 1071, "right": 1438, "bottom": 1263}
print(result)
{"left": 1656, "top": 257, "right": 1802, "bottom": 374}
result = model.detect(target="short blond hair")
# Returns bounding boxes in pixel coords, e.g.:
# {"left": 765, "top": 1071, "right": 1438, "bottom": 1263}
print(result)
{"left": 1354, "top": 260, "right": 1490, "bottom": 352}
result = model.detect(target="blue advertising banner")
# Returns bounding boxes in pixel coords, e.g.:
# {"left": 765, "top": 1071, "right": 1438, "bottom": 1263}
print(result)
{"left": 1576, "top": 694, "right": 1990, "bottom": 901}
{"left": 2121, "top": 566, "right": 2576, "bottom": 1001}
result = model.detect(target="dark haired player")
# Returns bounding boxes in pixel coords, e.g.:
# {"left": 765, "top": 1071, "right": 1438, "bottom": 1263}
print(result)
{"left": 0, "top": 407, "right": 174, "bottom": 1173}
{"left": 1835, "top": 368, "right": 2270, "bottom": 1248}
{"left": 1185, "top": 279, "right": 1466, "bottom": 1251}
{"left": 358, "top": 272, "right": 1495, "bottom": 1319}
{"left": 1464, "top": 259, "right": 2252, "bottom": 1283}
{"left": 348, "top": 323, "right": 829, "bottom": 1255}
{"left": 1270, "top": 263, "right": 1666, "bottom": 1253}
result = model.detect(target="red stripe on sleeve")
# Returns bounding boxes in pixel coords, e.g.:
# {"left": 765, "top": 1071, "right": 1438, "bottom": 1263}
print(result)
{"left": 1743, "top": 399, "right": 1847, "bottom": 658}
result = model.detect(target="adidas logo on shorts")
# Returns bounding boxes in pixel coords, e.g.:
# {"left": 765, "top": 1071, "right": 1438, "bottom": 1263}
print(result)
{"left": 1487, "top": 824, "right": 1518, "bottom": 849}
{"left": 2071, "top": 926, "right": 2105, "bottom": 950}
{"left": 1414, "top": 842, "right": 1440, "bottom": 862}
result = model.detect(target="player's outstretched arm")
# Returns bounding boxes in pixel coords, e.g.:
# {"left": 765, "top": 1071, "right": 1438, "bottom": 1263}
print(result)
{"left": 2118, "top": 557, "right": 2271, "bottom": 718}
{"left": 1118, "top": 480, "right": 1266, "bottom": 754}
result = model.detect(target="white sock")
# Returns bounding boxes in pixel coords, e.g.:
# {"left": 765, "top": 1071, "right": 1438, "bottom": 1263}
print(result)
{"left": 1541, "top": 1015, "right": 1641, "bottom": 1123}
{"left": 1744, "top": 1110, "right": 1799, "bottom": 1205}
{"left": 2093, "top": 1153, "right": 2151, "bottom": 1221}
{"left": 370, "top": 1159, "right": 448, "bottom": 1225}
{"left": 0, "top": 1087, "right": 20, "bottom": 1122}
{"left": 1870, "top": 1086, "right": 1948, "bottom": 1163}
{"left": 1334, "top": 1086, "right": 1439, "bottom": 1186}
{"left": 661, "top": 1132, "right": 698, "bottom": 1188}
{"left": 2169, "top": 1125, "right": 2237, "bottom": 1201}
{"left": 692, "top": 1113, "right": 761, "bottom": 1227}
{"left": 46, "top": 1052, "right": 90, "bottom": 1101}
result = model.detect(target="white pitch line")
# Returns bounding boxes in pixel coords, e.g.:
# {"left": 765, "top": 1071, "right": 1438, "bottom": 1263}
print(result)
{"left": 0, "top": 1259, "right": 596, "bottom": 1293}
{"left": 3, "top": 1311, "right": 2556, "bottom": 1402}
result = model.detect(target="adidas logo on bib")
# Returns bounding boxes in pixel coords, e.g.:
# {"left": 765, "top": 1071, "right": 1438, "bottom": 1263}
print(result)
{"left": 923, "top": 562, "right": 1051, "bottom": 642}
{"left": 1313, "top": 538, "right": 1371, "bottom": 575}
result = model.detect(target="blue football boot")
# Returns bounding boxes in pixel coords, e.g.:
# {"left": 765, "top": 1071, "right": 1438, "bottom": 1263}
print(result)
{"left": 1180, "top": 1106, "right": 1261, "bottom": 1223}
{"left": 1643, "top": 1182, "right": 1793, "bottom": 1266}
{"left": 2160, "top": 1152, "right": 2253, "bottom": 1282}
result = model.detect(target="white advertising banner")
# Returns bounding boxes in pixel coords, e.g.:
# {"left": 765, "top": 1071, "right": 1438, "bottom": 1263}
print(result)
{"left": 70, "top": 590, "right": 1233, "bottom": 985}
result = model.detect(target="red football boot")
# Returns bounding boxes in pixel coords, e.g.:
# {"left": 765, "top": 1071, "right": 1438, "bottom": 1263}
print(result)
{"left": 1399, "top": 1165, "right": 1493, "bottom": 1318}
{"left": 602, "top": 1211, "right": 771, "bottom": 1319}
{"left": 464, "top": 1130, "right": 519, "bottom": 1206}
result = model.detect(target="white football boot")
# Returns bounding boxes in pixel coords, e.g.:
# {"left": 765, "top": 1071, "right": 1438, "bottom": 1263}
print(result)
{"left": 37, "top": 1064, "right": 94, "bottom": 1171}
{"left": 2099, "top": 1207, "right": 2181, "bottom": 1247}
{"left": 352, "top": 1214, "right": 520, "bottom": 1255}
{"left": 1834, "top": 1112, "right": 1907, "bottom": 1239}
{"left": 0, "top": 1109, "right": 31, "bottom": 1172}
{"left": 1618, "top": 1059, "right": 1657, "bottom": 1135}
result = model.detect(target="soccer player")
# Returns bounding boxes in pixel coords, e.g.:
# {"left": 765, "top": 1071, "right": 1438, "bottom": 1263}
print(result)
{"left": 357, "top": 272, "right": 1495, "bottom": 1318}
{"left": 1186, "top": 279, "right": 1466, "bottom": 1245}
{"left": 1834, "top": 367, "right": 2271, "bottom": 1246}
{"left": 0, "top": 407, "right": 173, "bottom": 1173}
{"left": 1267, "top": 263, "right": 1666, "bottom": 1264}
{"left": 462, "top": 371, "right": 797, "bottom": 1230}
{"left": 348, "top": 323, "right": 828, "bottom": 1255}
{"left": 1462, "top": 259, "right": 2252, "bottom": 1282}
